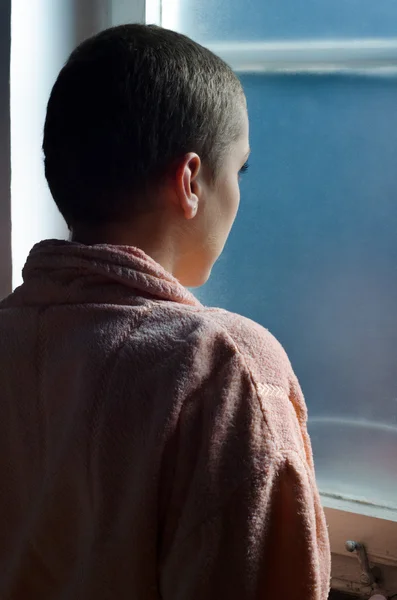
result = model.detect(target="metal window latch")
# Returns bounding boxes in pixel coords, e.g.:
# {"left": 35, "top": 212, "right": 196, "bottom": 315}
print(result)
{"left": 344, "top": 541, "right": 389, "bottom": 599}
{"left": 345, "top": 540, "right": 376, "bottom": 586}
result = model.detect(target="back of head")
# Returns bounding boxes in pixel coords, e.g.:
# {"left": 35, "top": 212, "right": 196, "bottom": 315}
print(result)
{"left": 43, "top": 24, "right": 245, "bottom": 228}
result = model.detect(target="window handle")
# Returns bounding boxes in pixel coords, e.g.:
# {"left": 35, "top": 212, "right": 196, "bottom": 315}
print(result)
{"left": 345, "top": 540, "right": 376, "bottom": 586}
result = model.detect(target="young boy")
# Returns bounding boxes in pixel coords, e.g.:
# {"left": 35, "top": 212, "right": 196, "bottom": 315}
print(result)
{"left": 0, "top": 25, "right": 330, "bottom": 599}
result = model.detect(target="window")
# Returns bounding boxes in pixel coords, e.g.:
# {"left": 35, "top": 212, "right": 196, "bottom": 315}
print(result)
{"left": 154, "top": 0, "right": 397, "bottom": 594}
{"left": 159, "top": 0, "right": 397, "bottom": 518}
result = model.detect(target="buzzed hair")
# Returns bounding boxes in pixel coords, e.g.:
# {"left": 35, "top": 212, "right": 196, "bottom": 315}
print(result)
{"left": 43, "top": 24, "right": 245, "bottom": 227}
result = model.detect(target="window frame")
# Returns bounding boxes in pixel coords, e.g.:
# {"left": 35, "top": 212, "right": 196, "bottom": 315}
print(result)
{"left": 205, "top": 38, "right": 397, "bottom": 75}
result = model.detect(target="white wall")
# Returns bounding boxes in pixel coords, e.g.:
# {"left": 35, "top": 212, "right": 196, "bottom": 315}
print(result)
{"left": 10, "top": 0, "right": 111, "bottom": 289}
{"left": 9, "top": 0, "right": 146, "bottom": 290}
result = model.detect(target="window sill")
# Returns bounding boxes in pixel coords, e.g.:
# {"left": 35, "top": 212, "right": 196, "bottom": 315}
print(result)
{"left": 322, "top": 491, "right": 397, "bottom": 524}
{"left": 325, "top": 505, "right": 397, "bottom": 596}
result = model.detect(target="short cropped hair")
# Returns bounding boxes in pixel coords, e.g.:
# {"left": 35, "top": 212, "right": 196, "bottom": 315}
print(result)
{"left": 43, "top": 24, "right": 245, "bottom": 227}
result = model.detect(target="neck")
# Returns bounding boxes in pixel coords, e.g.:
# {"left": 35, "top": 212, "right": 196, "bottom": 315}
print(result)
{"left": 72, "top": 212, "right": 180, "bottom": 278}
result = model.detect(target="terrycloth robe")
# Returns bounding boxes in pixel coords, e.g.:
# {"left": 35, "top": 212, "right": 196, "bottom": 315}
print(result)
{"left": 0, "top": 240, "right": 330, "bottom": 599}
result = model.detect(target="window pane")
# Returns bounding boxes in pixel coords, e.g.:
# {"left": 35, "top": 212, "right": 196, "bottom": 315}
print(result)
{"left": 194, "top": 74, "right": 397, "bottom": 514}
{"left": 162, "top": 0, "right": 397, "bottom": 41}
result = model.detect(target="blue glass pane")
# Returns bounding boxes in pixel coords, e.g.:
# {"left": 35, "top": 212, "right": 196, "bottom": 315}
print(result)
{"left": 164, "top": 0, "right": 397, "bottom": 41}
{"left": 196, "top": 75, "right": 397, "bottom": 509}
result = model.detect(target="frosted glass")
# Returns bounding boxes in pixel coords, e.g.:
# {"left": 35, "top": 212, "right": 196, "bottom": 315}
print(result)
{"left": 195, "top": 74, "right": 397, "bottom": 513}
{"left": 162, "top": 0, "right": 397, "bottom": 42}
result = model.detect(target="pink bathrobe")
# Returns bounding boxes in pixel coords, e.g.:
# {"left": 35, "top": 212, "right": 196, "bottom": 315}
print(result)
{"left": 0, "top": 240, "right": 330, "bottom": 599}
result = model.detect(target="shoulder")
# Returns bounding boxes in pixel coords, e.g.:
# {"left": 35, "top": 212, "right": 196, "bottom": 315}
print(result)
{"left": 181, "top": 305, "right": 309, "bottom": 447}
{"left": 122, "top": 300, "right": 308, "bottom": 430}
{"left": 117, "top": 300, "right": 311, "bottom": 471}
{"left": 138, "top": 301, "right": 294, "bottom": 388}
{"left": 194, "top": 306, "right": 295, "bottom": 393}
{"left": 142, "top": 301, "right": 286, "bottom": 364}
{"left": 146, "top": 303, "right": 313, "bottom": 499}
{"left": 143, "top": 300, "right": 304, "bottom": 407}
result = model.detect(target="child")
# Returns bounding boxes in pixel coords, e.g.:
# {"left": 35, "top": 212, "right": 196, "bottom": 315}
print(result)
{"left": 0, "top": 25, "right": 330, "bottom": 599}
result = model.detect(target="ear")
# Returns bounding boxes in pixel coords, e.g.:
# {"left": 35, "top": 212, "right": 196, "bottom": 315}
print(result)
{"left": 174, "top": 153, "right": 202, "bottom": 220}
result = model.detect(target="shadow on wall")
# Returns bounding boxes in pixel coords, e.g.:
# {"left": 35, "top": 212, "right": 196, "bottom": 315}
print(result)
{"left": 0, "top": 0, "right": 11, "bottom": 299}
{"left": 71, "top": 0, "right": 110, "bottom": 48}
